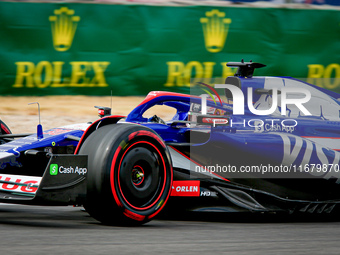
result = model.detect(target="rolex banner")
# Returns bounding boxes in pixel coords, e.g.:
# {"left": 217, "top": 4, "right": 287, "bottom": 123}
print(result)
{"left": 1, "top": 2, "right": 340, "bottom": 96}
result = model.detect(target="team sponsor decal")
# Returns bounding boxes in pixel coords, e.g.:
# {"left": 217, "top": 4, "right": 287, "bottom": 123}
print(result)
{"left": 278, "top": 133, "right": 340, "bottom": 182}
{"left": 170, "top": 180, "right": 200, "bottom": 197}
{"left": 50, "top": 164, "right": 87, "bottom": 175}
{"left": 0, "top": 151, "right": 21, "bottom": 169}
{"left": 0, "top": 174, "right": 41, "bottom": 194}
{"left": 200, "top": 190, "right": 216, "bottom": 196}
{"left": 197, "top": 115, "right": 229, "bottom": 126}
{"left": 255, "top": 122, "right": 295, "bottom": 133}
{"left": 61, "top": 123, "right": 91, "bottom": 131}
{"left": 44, "top": 128, "right": 75, "bottom": 136}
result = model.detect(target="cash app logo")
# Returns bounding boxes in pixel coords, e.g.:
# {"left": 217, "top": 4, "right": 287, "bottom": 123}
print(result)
{"left": 50, "top": 164, "right": 58, "bottom": 175}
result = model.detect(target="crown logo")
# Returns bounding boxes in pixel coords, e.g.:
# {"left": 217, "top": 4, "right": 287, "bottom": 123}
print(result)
{"left": 200, "top": 10, "right": 232, "bottom": 53}
{"left": 49, "top": 7, "right": 80, "bottom": 52}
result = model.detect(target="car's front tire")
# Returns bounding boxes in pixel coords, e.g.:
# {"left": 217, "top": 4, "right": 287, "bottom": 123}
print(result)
{"left": 79, "top": 123, "right": 172, "bottom": 225}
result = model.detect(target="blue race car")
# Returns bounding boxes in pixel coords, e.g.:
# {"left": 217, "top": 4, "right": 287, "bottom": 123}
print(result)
{"left": 1, "top": 60, "right": 340, "bottom": 225}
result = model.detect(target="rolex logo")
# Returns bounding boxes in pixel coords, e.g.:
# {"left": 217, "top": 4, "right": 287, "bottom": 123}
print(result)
{"left": 49, "top": 7, "right": 80, "bottom": 52}
{"left": 200, "top": 10, "right": 232, "bottom": 53}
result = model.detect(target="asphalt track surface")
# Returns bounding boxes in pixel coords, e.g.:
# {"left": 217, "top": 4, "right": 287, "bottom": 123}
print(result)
{"left": 1, "top": 204, "right": 340, "bottom": 255}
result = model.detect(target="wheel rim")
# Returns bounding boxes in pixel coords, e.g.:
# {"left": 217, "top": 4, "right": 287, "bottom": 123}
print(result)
{"left": 131, "top": 165, "right": 145, "bottom": 186}
{"left": 116, "top": 141, "right": 167, "bottom": 210}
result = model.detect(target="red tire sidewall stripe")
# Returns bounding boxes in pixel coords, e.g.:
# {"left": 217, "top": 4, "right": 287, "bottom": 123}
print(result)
{"left": 110, "top": 146, "right": 123, "bottom": 208}
{"left": 1, "top": 123, "right": 10, "bottom": 134}
{"left": 128, "top": 130, "right": 165, "bottom": 148}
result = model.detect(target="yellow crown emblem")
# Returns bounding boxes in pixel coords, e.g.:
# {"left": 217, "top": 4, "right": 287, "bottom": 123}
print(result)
{"left": 200, "top": 10, "right": 232, "bottom": 53}
{"left": 49, "top": 7, "right": 80, "bottom": 52}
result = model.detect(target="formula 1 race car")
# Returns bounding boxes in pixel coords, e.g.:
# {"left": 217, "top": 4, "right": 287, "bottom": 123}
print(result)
{"left": 1, "top": 60, "right": 340, "bottom": 225}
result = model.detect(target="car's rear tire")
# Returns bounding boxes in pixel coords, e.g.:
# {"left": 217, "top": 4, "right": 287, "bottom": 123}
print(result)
{"left": 78, "top": 124, "right": 173, "bottom": 225}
